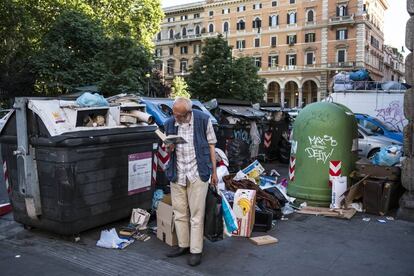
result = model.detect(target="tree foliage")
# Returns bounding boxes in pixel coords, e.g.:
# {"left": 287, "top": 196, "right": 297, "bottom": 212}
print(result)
{"left": 0, "top": 0, "right": 164, "bottom": 98}
{"left": 188, "top": 35, "right": 265, "bottom": 102}
{"left": 170, "top": 76, "right": 190, "bottom": 99}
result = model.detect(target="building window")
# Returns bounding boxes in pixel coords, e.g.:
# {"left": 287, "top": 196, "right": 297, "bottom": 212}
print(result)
{"left": 336, "top": 29, "right": 348, "bottom": 40}
{"left": 307, "top": 10, "right": 314, "bottom": 22}
{"left": 195, "top": 25, "right": 200, "bottom": 35}
{"left": 236, "top": 40, "right": 246, "bottom": 49}
{"left": 286, "top": 54, "right": 297, "bottom": 66}
{"left": 272, "top": 1, "right": 278, "bottom": 7}
{"left": 181, "top": 15, "right": 188, "bottom": 21}
{"left": 269, "top": 15, "right": 279, "bottom": 27}
{"left": 287, "top": 12, "right": 297, "bottom": 24}
{"left": 155, "top": 48, "right": 162, "bottom": 57}
{"left": 237, "top": 20, "right": 246, "bottom": 30}
{"left": 271, "top": 36, "right": 277, "bottom": 47}
{"left": 209, "top": 11, "right": 214, "bottom": 16}
{"left": 305, "top": 32, "right": 316, "bottom": 43}
{"left": 268, "top": 55, "right": 279, "bottom": 68}
{"left": 290, "top": 0, "right": 296, "bottom": 4}
{"left": 337, "top": 5, "right": 348, "bottom": 16}
{"left": 180, "top": 60, "right": 188, "bottom": 73}
{"left": 167, "top": 60, "right": 175, "bottom": 75}
{"left": 167, "top": 17, "right": 175, "bottom": 23}
{"left": 208, "top": 23, "right": 214, "bottom": 33}
{"left": 337, "top": 49, "right": 347, "bottom": 63}
{"left": 371, "top": 36, "right": 380, "bottom": 48}
{"left": 194, "top": 44, "right": 201, "bottom": 55}
{"left": 182, "top": 27, "right": 187, "bottom": 37}
{"left": 157, "top": 32, "right": 161, "bottom": 41}
{"left": 222, "top": 8, "right": 230, "bottom": 14}
{"left": 180, "top": 46, "right": 188, "bottom": 54}
{"left": 253, "top": 3, "right": 262, "bottom": 10}
{"left": 237, "top": 5, "right": 246, "bottom": 12}
{"left": 223, "top": 22, "right": 229, "bottom": 33}
{"left": 194, "top": 13, "right": 200, "bottom": 19}
{"left": 254, "top": 57, "right": 262, "bottom": 68}
{"left": 306, "top": 52, "right": 314, "bottom": 65}
{"left": 254, "top": 38, "right": 260, "bottom": 47}
{"left": 169, "top": 29, "right": 174, "bottom": 39}
{"left": 287, "top": 34, "right": 297, "bottom": 45}
{"left": 169, "top": 47, "right": 174, "bottom": 56}
{"left": 252, "top": 17, "right": 262, "bottom": 29}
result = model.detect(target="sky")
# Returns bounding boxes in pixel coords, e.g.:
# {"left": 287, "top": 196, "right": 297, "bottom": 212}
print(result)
{"left": 162, "top": 0, "right": 409, "bottom": 53}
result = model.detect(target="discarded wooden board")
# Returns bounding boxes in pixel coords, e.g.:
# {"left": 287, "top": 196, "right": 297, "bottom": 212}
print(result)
{"left": 297, "top": 206, "right": 356, "bottom": 220}
{"left": 250, "top": 235, "right": 278, "bottom": 246}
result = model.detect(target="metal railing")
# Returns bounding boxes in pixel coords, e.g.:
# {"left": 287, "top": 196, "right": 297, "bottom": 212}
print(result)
{"left": 329, "top": 14, "right": 355, "bottom": 24}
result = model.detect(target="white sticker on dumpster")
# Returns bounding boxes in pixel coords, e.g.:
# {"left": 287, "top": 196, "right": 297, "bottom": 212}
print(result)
{"left": 128, "top": 152, "right": 152, "bottom": 195}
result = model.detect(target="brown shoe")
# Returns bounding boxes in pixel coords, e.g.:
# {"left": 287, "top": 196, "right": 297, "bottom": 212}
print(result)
{"left": 188, "top": 253, "right": 202, "bottom": 266}
{"left": 166, "top": 247, "right": 190, "bottom": 258}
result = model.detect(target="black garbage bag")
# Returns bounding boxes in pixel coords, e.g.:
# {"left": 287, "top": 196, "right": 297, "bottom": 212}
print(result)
{"left": 227, "top": 139, "right": 250, "bottom": 172}
{"left": 204, "top": 185, "right": 223, "bottom": 242}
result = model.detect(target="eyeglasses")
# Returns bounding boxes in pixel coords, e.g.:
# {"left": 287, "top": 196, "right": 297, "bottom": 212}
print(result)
{"left": 173, "top": 111, "right": 191, "bottom": 119}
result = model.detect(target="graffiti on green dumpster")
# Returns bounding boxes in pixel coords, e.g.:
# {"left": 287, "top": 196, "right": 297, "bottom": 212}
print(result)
{"left": 305, "top": 135, "right": 338, "bottom": 163}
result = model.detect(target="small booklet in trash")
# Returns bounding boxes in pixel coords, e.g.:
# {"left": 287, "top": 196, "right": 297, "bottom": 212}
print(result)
{"left": 241, "top": 160, "right": 265, "bottom": 180}
{"left": 155, "top": 129, "right": 187, "bottom": 145}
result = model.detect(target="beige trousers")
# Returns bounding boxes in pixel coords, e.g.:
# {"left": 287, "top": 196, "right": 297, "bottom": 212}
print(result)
{"left": 170, "top": 177, "right": 208, "bottom": 254}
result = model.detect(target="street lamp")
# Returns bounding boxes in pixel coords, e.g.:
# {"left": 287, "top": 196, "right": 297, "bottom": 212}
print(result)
{"left": 145, "top": 73, "right": 151, "bottom": 96}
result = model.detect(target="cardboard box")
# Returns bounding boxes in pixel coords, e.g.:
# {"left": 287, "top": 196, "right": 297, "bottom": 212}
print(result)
{"left": 232, "top": 189, "right": 256, "bottom": 237}
{"left": 156, "top": 195, "right": 178, "bottom": 246}
{"left": 250, "top": 235, "right": 278, "bottom": 245}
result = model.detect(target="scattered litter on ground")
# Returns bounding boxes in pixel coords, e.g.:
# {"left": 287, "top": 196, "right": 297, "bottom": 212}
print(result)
{"left": 350, "top": 202, "right": 363, "bottom": 212}
{"left": 280, "top": 216, "right": 289, "bottom": 221}
{"left": 15, "top": 255, "right": 21, "bottom": 258}
{"left": 299, "top": 202, "right": 307, "bottom": 208}
{"left": 297, "top": 206, "right": 356, "bottom": 220}
{"left": 386, "top": 217, "right": 395, "bottom": 221}
{"left": 96, "top": 228, "right": 134, "bottom": 249}
{"left": 250, "top": 235, "right": 278, "bottom": 245}
{"left": 281, "top": 203, "right": 295, "bottom": 215}
{"left": 377, "top": 219, "right": 387, "bottom": 223}
{"left": 362, "top": 218, "right": 371, "bottom": 222}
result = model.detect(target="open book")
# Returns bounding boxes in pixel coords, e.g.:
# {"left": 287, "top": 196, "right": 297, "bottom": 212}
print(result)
{"left": 155, "top": 129, "right": 187, "bottom": 145}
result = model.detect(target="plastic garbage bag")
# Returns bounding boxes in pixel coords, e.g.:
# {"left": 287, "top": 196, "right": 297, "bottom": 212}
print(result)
{"left": 281, "top": 203, "right": 295, "bottom": 215}
{"left": 220, "top": 191, "right": 238, "bottom": 233}
{"left": 350, "top": 69, "right": 369, "bottom": 81}
{"left": 217, "top": 165, "right": 230, "bottom": 191}
{"left": 204, "top": 185, "right": 223, "bottom": 242}
{"left": 372, "top": 145, "right": 403, "bottom": 166}
{"left": 76, "top": 92, "right": 109, "bottom": 107}
{"left": 152, "top": 189, "right": 164, "bottom": 211}
{"left": 96, "top": 228, "right": 134, "bottom": 249}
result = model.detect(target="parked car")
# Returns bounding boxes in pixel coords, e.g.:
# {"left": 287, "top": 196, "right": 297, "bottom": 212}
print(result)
{"left": 355, "top": 113, "right": 403, "bottom": 143}
{"left": 357, "top": 126, "right": 402, "bottom": 159}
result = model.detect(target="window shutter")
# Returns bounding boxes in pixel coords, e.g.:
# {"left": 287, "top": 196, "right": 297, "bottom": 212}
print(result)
{"left": 336, "top": 6, "right": 340, "bottom": 16}
{"left": 286, "top": 55, "right": 289, "bottom": 65}
{"left": 286, "top": 36, "right": 289, "bottom": 44}
{"left": 260, "top": 3, "right": 262, "bottom": 8}
{"left": 314, "top": 33, "right": 316, "bottom": 41}
{"left": 268, "top": 56, "right": 272, "bottom": 67}
{"left": 287, "top": 13, "right": 290, "bottom": 24}
{"left": 345, "top": 30, "right": 348, "bottom": 39}
{"left": 276, "top": 15, "right": 279, "bottom": 25}
{"left": 336, "top": 31, "right": 339, "bottom": 40}
{"left": 269, "top": 16, "right": 272, "bottom": 26}
{"left": 276, "top": 56, "right": 279, "bottom": 65}
{"left": 294, "top": 13, "right": 297, "bottom": 23}
{"left": 252, "top": 20, "right": 255, "bottom": 28}
{"left": 294, "top": 35, "right": 297, "bottom": 43}
{"left": 237, "top": 7, "right": 239, "bottom": 12}
{"left": 305, "top": 34, "right": 308, "bottom": 43}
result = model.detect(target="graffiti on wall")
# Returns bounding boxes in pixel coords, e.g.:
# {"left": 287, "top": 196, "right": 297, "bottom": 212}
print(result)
{"left": 305, "top": 135, "right": 338, "bottom": 163}
{"left": 233, "top": 129, "right": 252, "bottom": 144}
{"left": 375, "top": 101, "right": 407, "bottom": 132}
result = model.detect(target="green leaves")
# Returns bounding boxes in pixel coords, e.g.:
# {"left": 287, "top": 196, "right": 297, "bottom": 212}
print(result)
{"left": 170, "top": 76, "right": 190, "bottom": 99}
{"left": 188, "top": 35, "right": 265, "bottom": 103}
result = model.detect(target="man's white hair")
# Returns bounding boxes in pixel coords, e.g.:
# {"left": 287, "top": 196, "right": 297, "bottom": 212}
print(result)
{"left": 173, "top": 97, "right": 192, "bottom": 111}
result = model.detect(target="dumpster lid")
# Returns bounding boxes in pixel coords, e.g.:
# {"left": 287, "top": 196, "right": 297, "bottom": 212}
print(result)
{"left": 218, "top": 105, "right": 266, "bottom": 119}
{"left": 27, "top": 99, "right": 152, "bottom": 137}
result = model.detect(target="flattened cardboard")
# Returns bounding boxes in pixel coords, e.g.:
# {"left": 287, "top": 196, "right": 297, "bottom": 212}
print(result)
{"left": 156, "top": 197, "right": 178, "bottom": 246}
{"left": 232, "top": 189, "right": 256, "bottom": 237}
{"left": 250, "top": 235, "right": 278, "bottom": 245}
{"left": 297, "top": 206, "right": 356, "bottom": 220}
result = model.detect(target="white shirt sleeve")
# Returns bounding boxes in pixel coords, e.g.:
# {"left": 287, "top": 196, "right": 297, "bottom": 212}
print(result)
{"left": 206, "top": 119, "right": 217, "bottom": 144}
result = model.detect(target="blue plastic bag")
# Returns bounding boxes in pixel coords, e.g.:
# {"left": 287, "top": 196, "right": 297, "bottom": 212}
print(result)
{"left": 76, "top": 92, "right": 109, "bottom": 107}
{"left": 151, "top": 189, "right": 164, "bottom": 211}
{"left": 220, "top": 191, "right": 238, "bottom": 233}
{"left": 372, "top": 145, "right": 402, "bottom": 166}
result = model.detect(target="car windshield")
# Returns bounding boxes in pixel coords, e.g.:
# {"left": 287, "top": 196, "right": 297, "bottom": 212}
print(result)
{"left": 373, "top": 118, "right": 398, "bottom": 132}
{"left": 358, "top": 126, "right": 374, "bottom": 136}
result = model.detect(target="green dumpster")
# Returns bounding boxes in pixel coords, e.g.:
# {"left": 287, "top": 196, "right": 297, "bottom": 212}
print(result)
{"left": 287, "top": 102, "right": 358, "bottom": 206}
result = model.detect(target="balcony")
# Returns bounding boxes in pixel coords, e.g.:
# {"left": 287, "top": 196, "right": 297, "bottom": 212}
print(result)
{"left": 327, "top": 62, "right": 356, "bottom": 68}
{"left": 329, "top": 14, "right": 355, "bottom": 27}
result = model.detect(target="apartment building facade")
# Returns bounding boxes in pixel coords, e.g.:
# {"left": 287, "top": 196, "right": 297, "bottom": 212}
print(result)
{"left": 382, "top": 45, "right": 405, "bottom": 82}
{"left": 155, "top": 0, "right": 389, "bottom": 107}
